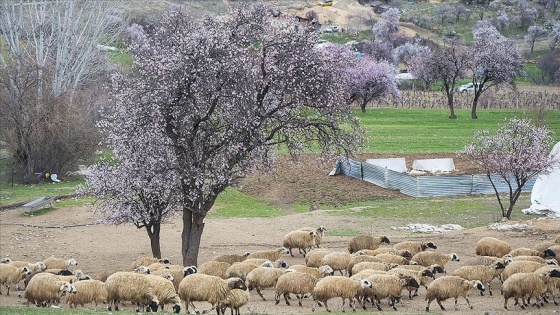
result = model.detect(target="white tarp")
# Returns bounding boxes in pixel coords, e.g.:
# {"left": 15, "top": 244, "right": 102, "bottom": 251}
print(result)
{"left": 366, "top": 158, "right": 407, "bottom": 173}
{"left": 522, "top": 142, "right": 560, "bottom": 218}
{"left": 412, "top": 158, "right": 455, "bottom": 173}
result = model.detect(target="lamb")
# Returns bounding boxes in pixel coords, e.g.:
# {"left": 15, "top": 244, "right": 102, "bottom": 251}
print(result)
{"left": 393, "top": 241, "right": 438, "bottom": 256}
{"left": 104, "top": 271, "right": 160, "bottom": 312}
{"left": 320, "top": 251, "right": 356, "bottom": 276}
{"left": 65, "top": 279, "right": 107, "bottom": 309}
{"left": 475, "top": 237, "right": 511, "bottom": 257}
{"left": 145, "top": 274, "right": 181, "bottom": 313}
{"left": 178, "top": 273, "right": 247, "bottom": 314}
{"left": 509, "top": 247, "right": 556, "bottom": 258}
{"left": 24, "top": 273, "right": 77, "bottom": 307}
{"left": 451, "top": 261, "right": 506, "bottom": 296}
{"left": 425, "top": 276, "right": 485, "bottom": 312}
{"left": 42, "top": 257, "right": 78, "bottom": 270}
{"left": 312, "top": 276, "right": 372, "bottom": 313}
{"left": 247, "top": 248, "right": 289, "bottom": 261}
{"left": 388, "top": 267, "right": 434, "bottom": 299}
{"left": 213, "top": 252, "right": 251, "bottom": 265}
{"left": 219, "top": 288, "right": 249, "bottom": 315}
{"left": 245, "top": 267, "right": 287, "bottom": 300}
{"left": 286, "top": 264, "right": 334, "bottom": 278}
{"left": 365, "top": 274, "right": 420, "bottom": 311}
{"left": 501, "top": 270, "right": 560, "bottom": 309}
{"left": 283, "top": 230, "right": 317, "bottom": 257}
{"left": 500, "top": 260, "right": 546, "bottom": 281}
{"left": 347, "top": 255, "right": 382, "bottom": 276}
{"left": 305, "top": 249, "right": 333, "bottom": 267}
{"left": 0, "top": 264, "right": 31, "bottom": 295}
{"left": 130, "top": 256, "right": 171, "bottom": 270}
{"left": 199, "top": 260, "right": 231, "bottom": 279}
{"left": 411, "top": 252, "right": 460, "bottom": 270}
{"left": 348, "top": 235, "right": 390, "bottom": 254}
{"left": 275, "top": 271, "right": 319, "bottom": 307}
{"left": 299, "top": 226, "right": 327, "bottom": 248}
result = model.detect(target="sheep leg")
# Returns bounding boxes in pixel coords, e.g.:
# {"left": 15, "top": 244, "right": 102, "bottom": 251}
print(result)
{"left": 298, "top": 295, "right": 304, "bottom": 307}
{"left": 283, "top": 293, "right": 291, "bottom": 306}
{"left": 463, "top": 296, "right": 473, "bottom": 310}
{"left": 504, "top": 297, "right": 509, "bottom": 309}
{"left": 436, "top": 298, "right": 445, "bottom": 310}
{"left": 289, "top": 248, "right": 294, "bottom": 257}
{"left": 488, "top": 283, "right": 492, "bottom": 296}
{"left": 256, "top": 288, "right": 266, "bottom": 301}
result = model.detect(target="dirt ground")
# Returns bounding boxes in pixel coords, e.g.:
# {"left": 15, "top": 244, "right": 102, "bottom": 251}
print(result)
{"left": 1, "top": 154, "right": 560, "bottom": 314}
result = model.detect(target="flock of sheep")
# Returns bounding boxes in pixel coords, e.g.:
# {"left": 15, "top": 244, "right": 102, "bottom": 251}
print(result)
{"left": 1, "top": 226, "right": 560, "bottom": 314}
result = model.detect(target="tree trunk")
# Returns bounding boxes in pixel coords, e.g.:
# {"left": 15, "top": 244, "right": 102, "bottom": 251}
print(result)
{"left": 360, "top": 100, "right": 367, "bottom": 113}
{"left": 146, "top": 222, "right": 162, "bottom": 259}
{"left": 471, "top": 92, "right": 480, "bottom": 119}
{"left": 446, "top": 92, "right": 456, "bottom": 119}
{"left": 182, "top": 209, "right": 206, "bottom": 266}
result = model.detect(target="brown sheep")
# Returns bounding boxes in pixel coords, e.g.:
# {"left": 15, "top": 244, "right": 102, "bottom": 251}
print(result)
{"left": 348, "top": 235, "right": 390, "bottom": 254}
{"left": 475, "top": 237, "right": 511, "bottom": 257}
{"left": 425, "top": 276, "right": 485, "bottom": 312}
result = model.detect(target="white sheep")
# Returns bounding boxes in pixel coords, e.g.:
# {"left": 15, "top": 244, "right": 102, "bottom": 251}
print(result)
{"left": 0, "top": 264, "right": 31, "bottom": 295}
{"left": 283, "top": 230, "right": 317, "bottom": 257}
{"left": 151, "top": 265, "right": 188, "bottom": 291}
{"left": 299, "top": 226, "right": 327, "bottom": 248}
{"left": 42, "top": 257, "right": 78, "bottom": 270}
{"left": 212, "top": 252, "right": 251, "bottom": 264}
{"left": 425, "top": 275, "right": 485, "bottom": 312}
{"left": 24, "top": 273, "right": 77, "bottom": 307}
{"left": 285, "top": 264, "right": 333, "bottom": 278}
{"left": 312, "top": 276, "right": 372, "bottom": 313}
{"left": 199, "top": 260, "right": 231, "bottom": 279}
{"left": 352, "top": 261, "right": 393, "bottom": 275}
{"left": 461, "top": 255, "right": 513, "bottom": 267}
{"left": 451, "top": 261, "right": 506, "bottom": 296}
{"left": 501, "top": 270, "right": 560, "bottom": 309}
{"left": 247, "top": 248, "right": 289, "bottom": 261}
{"left": 145, "top": 273, "right": 181, "bottom": 313}
{"left": 177, "top": 273, "right": 247, "bottom": 314}
{"left": 347, "top": 255, "right": 382, "bottom": 276}
{"left": 393, "top": 241, "right": 438, "bottom": 256}
{"left": 320, "top": 251, "right": 355, "bottom": 276}
{"left": 365, "top": 273, "right": 420, "bottom": 311}
{"left": 246, "top": 267, "right": 287, "bottom": 300}
{"left": 305, "top": 249, "right": 333, "bottom": 267}
{"left": 104, "top": 271, "right": 160, "bottom": 312}
{"left": 509, "top": 247, "right": 556, "bottom": 258}
{"left": 348, "top": 235, "right": 390, "bottom": 254}
{"left": 275, "top": 271, "right": 319, "bottom": 307}
{"left": 411, "top": 251, "right": 460, "bottom": 270}
{"left": 219, "top": 288, "right": 249, "bottom": 315}
{"left": 475, "top": 237, "right": 511, "bottom": 257}
{"left": 9, "top": 261, "right": 47, "bottom": 273}
{"left": 388, "top": 267, "right": 434, "bottom": 299}
{"left": 534, "top": 265, "right": 560, "bottom": 306}
{"left": 375, "top": 253, "right": 411, "bottom": 265}
{"left": 64, "top": 279, "right": 107, "bottom": 309}
{"left": 501, "top": 260, "right": 546, "bottom": 281}
{"left": 130, "top": 256, "right": 171, "bottom": 270}
{"left": 226, "top": 261, "right": 270, "bottom": 281}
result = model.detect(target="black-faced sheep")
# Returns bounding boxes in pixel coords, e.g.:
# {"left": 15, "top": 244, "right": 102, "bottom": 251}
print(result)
{"left": 42, "top": 257, "right": 78, "bottom": 270}
{"left": 451, "top": 261, "right": 505, "bottom": 296}
{"left": 305, "top": 249, "right": 333, "bottom": 267}
{"left": 283, "top": 230, "right": 317, "bottom": 257}
{"left": 393, "top": 241, "right": 438, "bottom": 256}
{"left": 501, "top": 260, "right": 547, "bottom": 281}
{"left": 178, "top": 273, "right": 247, "bottom": 314}
{"left": 509, "top": 247, "right": 556, "bottom": 258}
{"left": 501, "top": 269, "right": 560, "bottom": 309}
{"left": 64, "top": 279, "right": 107, "bottom": 309}
{"left": 411, "top": 252, "right": 460, "bottom": 270}
{"left": 275, "top": 271, "right": 319, "bottom": 307}
{"left": 145, "top": 273, "right": 181, "bottom": 313}
{"left": 199, "top": 260, "right": 231, "bottom": 279}
{"left": 475, "top": 237, "right": 511, "bottom": 257}
{"left": 299, "top": 226, "right": 327, "bottom": 248}
{"left": 286, "top": 264, "right": 334, "bottom": 278}
{"left": 0, "top": 264, "right": 31, "bottom": 295}
{"left": 130, "top": 256, "right": 171, "bottom": 270}
{"left": 246, "top": 267, "right": 287, "bottom": 300}
{"left": 219, "top": 288, "right": 249, "bottom": 315}
{"left": 365, "top": 274, "right": 420, "bottom": 311}
{"left": 388, "top": 267, "right": 434, "bottom": 299}
{"left": 24, "top": 273, "right": 77, "bottom": 307}
{"left": 213, "top": 252, "right": 251, "bottom": 265}
{"left": 104, "top": 271, "right": 159, "bottom": 312}
{"left": 312, "top": 276, "right": 372, "bottom": 313}
{"left": 348, "top": 235, "right": 390, "bottom": 254}
{"left": 425, "top": 275, "right": 485, "bottom": 312}
{"left": 1, "top": 257, "right": 11, "bottom": 264}
{"left": 247, "top": 248, "right": 289, "bottom": 261}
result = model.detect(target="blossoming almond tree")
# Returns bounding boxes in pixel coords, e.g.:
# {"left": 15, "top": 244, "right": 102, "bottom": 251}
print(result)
{"left": 98, "top": 4, "right": 363, "bottom": 266}
{"left": 463, "top": 118, "right": 559, "bottom": 220}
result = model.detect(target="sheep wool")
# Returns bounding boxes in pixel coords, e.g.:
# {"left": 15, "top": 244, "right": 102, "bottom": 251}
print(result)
{"left": 247, "top": 248, "right": 289, "bottom": 261}
{"left": 388, "top": 267, "right": 434, "bottom": 299}
{"left": 130, "top": 257, "right": 170, "bottom": 270}
{"left": 178, "top": 273, "right": 247, "bottom": 314}
{"left": 275, "top": 271, "right": 319, "bottom": 307}
{"left": 299, "top": 226, "right": 327, "bottom": 248}
{"left": 555, "top": 234, "right": 560, "bottom": 244}
{"left": 347, "top": 255, "right": 382, "bottom": 276}
{"left": 0, "top": 264, "right": 31, "bottom": 295}
{"left": 305, "top": 249, "right": 333, "bottom": 267}
{"left": 347, "top": 235, "right": 390, "bottom": 254}
{"left": 226, "top": 262, "right": 261, "bottom": 281}
{"left": 352, "top": 261, "right": 392, "bottom": 275}
{"left": 219, "top": 288, "right": 249, "bottom": 315}
{"left": 425, "top": 275, "right": 484, "bottom": 312}
{"left": 411, "top": 251, "right": 460, "bottom": 269}
{"left": 312, "top": 276, "right": 372, "bottom": 313}
{"left": 65, "top": 279, "right": 107, "bottom": 309}
{"left": 501, "top": 261, "right": 546, "bottom": 281}
{"left": 501, "top": 270, "right": 560, "bottom": 309}
{"left": 320, "top": 251, "right": 355, "bottom": 276}
{"left": 145, "top": 274, "right": 181, "bottom": 313}
{"left": 104, "top": 271, "right": 159, "bottom": 312}
{"left": 285, "top": 264, "right": 333, "bottom": 278}
{"left": 24, "top": 273, "right": 77, "bottom": 307}
{"left": 43, "top": 257, "right": 78, "bottom": 270}
{"left": 152, "top": 266, "right": 185, "bottom": 291}
{"left": 375, "top": 253, "right": 411, "bottom": 265}
{"left": 451, "top": 261, "right": 505, "bottom": 296}
{"left": 282, "top": 230, "right": 317, "bottom": 257}
{"left": 393, "top": 241, "right": 438, "bottom": 256}
{"left": 9, "top": 261, "right": 47, "bottom": 273}
{"left": 366, "top": 274, "right": 420, "bottom": 311}
{"left": 199, "top": 260, "right": 231, "bottom": 279}
{"left": 533, "top": 241, "right": 558, "bottom": 252}
{"left": 245, "top": 267, "right": 287, "bottom": 300}
{"left": 212, "top": 252, "right": 250, "bottom": 265}
{"left": 475, "top": 237, "right": 511, "bottom": 257}
{"left": 510, "top": 247, "right": 556, "bottom": 258}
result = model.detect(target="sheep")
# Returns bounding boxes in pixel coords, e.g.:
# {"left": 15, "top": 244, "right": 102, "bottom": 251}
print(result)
{"left": 9, "top": 261, "right": 47, "bottom": 273}
{"left": 352, "top": 261, "right": 394, "bottom": 275}
{"left": 509, "top": 247, "right": 556, "bottom": 258}
{"left": 199, "top": 260, "right": 231, "bottom": 279}
{"left": 397, "top": 264, "right": 445, "bottom": 276}
{"left": 145, "top": 274, "right": 181, "bottom": 313}
{"left": 42, "top": 257, "right": 78, "bottom": 270}
{"left": 461, "top": 255, "right": 513, "bottom": 268}
{"left": 178, "top": 273, "right": 247, "bottom": 315}
{"left": 475, "top": 237, "right": 511, "bottom": 257}
{"left": 247, "top": 248, "right": 289, "bottom": 261}
{"left": 133, "top": 265, "right": 151, "bottom": 274}
{"left": 219, "top": 288, "right": 250, "bottom": 315}
{"left": 425, "top": 276, "right": 485, "bottom": 312}
{"left": 24, "top": 272, "right": 77, "bottom": 307}
{"left": 501, "top": 260, "right": 546, "bottom": 281}
{"left": 320, "top": 251, "right": 356, "bottom": 276}
{"left": 1, "top": 257, "right": 12, "bottom": 264}
{"left": 283, "top": 230, "right": 317, "bottom": 257}
{"left": 275, "top": 271, "right": 319, "bottom": 307}
{"left": 375, "top": 253, "right": 412, "bottom": 265}
{"left": 151, "top": 266, "right": 185, "bottom": 291}
{"left": 513, "top": 255, "right": 558, "bottom": 264}
{"left": 411, "top": 252, "right": 460, "bottom": 270}
{"left": 213, "top": 252, "right": 251, "bottom": 265}
{"left": 534, "top": 265, "right": 560, "bottom": 306}
{"left": 245, "top": 267, "right": 287, "bottom": 300}
{"left": 64, "top": 279, "right": 107, "bottom": 309}
{"left": 347, "top": 255, "right": 382, "bottom": 276}
{"left": 501, "top": 270, "right": 560, "bottom": 309}
{"left": 365, "top": 274, "right": 420, "bottom": 311}
{"left": 243, "top": 258, "right": 288, "bottom": 268}
{"left": 146, "top": 262, "right": 173, "bottom": 271}
{"left": 299, "top": 226, "right": 327, "bottom": 248}
{"left": 0, "top": 264, "right": 31, "bottom": 295}
{"left": 226, "top": 261, "right": 270, "bottom": 281}
{"left": 286, "top": 264, "right": 333, "bottom": 278}
{"left": 388, "top": 267, "right": 434, "bottom": 299}
{"left": 44, "top": 268, "right": 76, "bottom": 276}
{"left": 130, "top": 256, "right": 171, "bottom": 270}
{"left": 533, "top": 241, "right": 558, "bottom": 252}
{"left": 305, "top": 249, "right": 333, "bottom": 267}
{"left": 548, "top": 244, "right": 560, "bottom": 264}
{"left": 348, "top": 235, "right": 390, "bottom": 254}
{"left": 104, "top": 271, "right": 160, "bottom": 312}
{"left": 555, "top": 234, "right": 560, "bottom": 244}
{"left": 311, "top": 276, "right": 372, "bottom": 313}
{"left": 451, "top": 261, "right": 506, "bottom": 296}
{"left": 393, "top": 241, "right": 438, "bottom": 256}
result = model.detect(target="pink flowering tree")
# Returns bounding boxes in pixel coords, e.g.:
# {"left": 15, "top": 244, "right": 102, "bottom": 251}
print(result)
{"left": 97, "top": 4, "right": 362, "bottom": 266}
{"left": 463, "top": 118, "right": 559, "bottom": 220}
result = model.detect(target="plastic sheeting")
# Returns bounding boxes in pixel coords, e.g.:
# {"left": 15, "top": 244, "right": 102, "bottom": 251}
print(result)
{"left": 522, "top": 142, "right": 560, "bottom": 218}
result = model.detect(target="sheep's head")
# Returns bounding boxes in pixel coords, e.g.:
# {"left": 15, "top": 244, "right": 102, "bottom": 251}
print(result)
{"left": 494, "top": 262, "right": 506, "bottom": 270}
{"left": 37, "top": 262, "right": 47, "bottom": 271}
{"left": 135, "top": 266, "right": 150, "bottom": 274}
{"left": 359, "top": 279, "right": 372, "bottom": 289}
{"left": 227, "top": 277, "right": 247, "bottom": 291}
{"left": 381, "top": 236, "right": 390, "bottom": 244}
{"left": 472, "top": 280, "right": 485, "bottom": 293}
{"left": 59, "top": 282, "right": 77, "bottom": 295}
{"left": 172, "top": 303, "right": 181, "bottom": 313}
{"left": 183, "top": 266, "right": 197, "bottom": 277}
{"left": 21, "top": 267, "right": 31, "bottom": 276}
{"left": 162, "top": 273, "right": 174, "bottom": 282}
{"left": 450, "top": 253, "right": 460, "bottom": 262}
{"left": 320, "top": 265, "right": 334, "bottom": 276}
{"left": 317, "top": 226, "right": 327, "bottom": 233}
{"left": 549, "top": 269, "right": 560, "bottom": 278}
{"left": 67, "top": 258, "right": 78, "bottom": 266}
{"left": 277, "top": 260, "right": 288, "bottom": 268}
{"left": 546, "top": 259, "right": 559, "bottom": 266}
{"left": 544, "top": 249, "right": 556, "bottom": 258}
{"left": 160, "top": 258, "right": 171, "bottom": 264}
{"left": 421, "top": 269, "right": 434, "bottom": 279}
{"left": 58, "top": 269, "right": 74, "bottom": 276}
{"left": 431, "top": 265, "right": 445, "bottom": 274}
{"left": 1, "top": 257, "right": 12, "bottom": 264}
{"left": 280, "top": 247, "right": 290, "bottom": 255}
{"left": 424, "top": 242, "right": 437, "bottom": 250}
{"left": 399, "top": 250, "right": 412, "bottom": 259}
{"left": 148, "top": 298, "right": 159, "bottom": 312}
{"left": 404, "top": 276, "right": 420, "bottom": 289}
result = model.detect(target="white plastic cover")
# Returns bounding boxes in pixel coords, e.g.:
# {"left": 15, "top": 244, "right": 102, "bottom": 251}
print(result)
{"left": 366, "top": 158, "right": 407, "bottom": 173}
{"left": 412, "top": 158, "right": 455, "bottom": 173}
{"left": 522, "top": 142, "right": 560, "bottom": 218}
